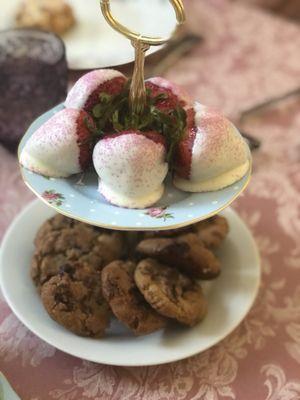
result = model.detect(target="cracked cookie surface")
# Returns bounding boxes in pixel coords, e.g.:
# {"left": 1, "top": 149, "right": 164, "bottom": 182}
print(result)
{"left": 134, "top": 259, "right": 207, "bottom": 326}
{"left": 41, "top": 262, "right": 110, "bottom": 337}
{"left": 140, "top": 215, "right": 229, "bottom": 250}
{"left": 102, "top": 260, "right": 166, "bottom": 335}
{"left": 31, "top": 214, "right": 125, "bottom": 289}
{"left": 136, "top": 233, "right": 220, "bottom": 279}
{"left": 193, "top": 215, "right": 229, "bottom": 249}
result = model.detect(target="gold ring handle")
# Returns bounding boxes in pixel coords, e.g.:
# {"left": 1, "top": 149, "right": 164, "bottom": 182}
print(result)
{"left": 100, "top": 0, "right": 186, "bottom": 114}
{"left": 100, "top": 0, "right": 185, "bottom": 46}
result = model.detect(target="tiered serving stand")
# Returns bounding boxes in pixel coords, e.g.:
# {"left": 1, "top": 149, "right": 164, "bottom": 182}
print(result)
{"left": 0, "top": 0, "right": 259, "bottom": 367}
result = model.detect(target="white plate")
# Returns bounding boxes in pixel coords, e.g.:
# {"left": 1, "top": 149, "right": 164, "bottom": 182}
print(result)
{"left": 0, "top": 373, "right": 20, "bottom": 400}
{"left": 0, "top": 0, "right": 177, "bottom": 70}
{"left": 0, "top": 200, "right": 260, "bottom": 366}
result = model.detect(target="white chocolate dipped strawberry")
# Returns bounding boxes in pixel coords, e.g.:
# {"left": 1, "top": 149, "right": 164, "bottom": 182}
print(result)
{"left": 65, "top": 69, "right": 127, "bottom": 114}
{"left": 93, "top": 131, "right": 168, "bottom": 209}
{"left": 174, "top": 103, "right": 250, "bottom": 192}
{"left": 20, "top": 108, "right": 95, "bottom": 178}
{"left": 145, "top": 76, "right": 194, "bottom": 127}
{"left": 88, "top": 76, "right": 190, "bottom": 208}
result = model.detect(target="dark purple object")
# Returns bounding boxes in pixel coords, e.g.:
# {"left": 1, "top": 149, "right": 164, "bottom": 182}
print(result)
{"left": 0, "top": 29, "right": 68, "bottom": 150}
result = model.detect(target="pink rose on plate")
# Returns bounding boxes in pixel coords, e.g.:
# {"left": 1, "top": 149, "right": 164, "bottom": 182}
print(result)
{"left": 43, "top": 192, "right": 58, "bottom": 200}
{"left": 42, "top": 190, "right": 65, "bottom": 206}
{"left": 147, "top": 207, "right": 166, "bottom": 217}
{"left": 145, "top": 207, "right": 174, "bottom": 221}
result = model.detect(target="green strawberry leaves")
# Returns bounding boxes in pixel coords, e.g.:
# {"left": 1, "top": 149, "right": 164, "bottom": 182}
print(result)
{"left": 89, "top": 80, "right": 187, "bottom": 164}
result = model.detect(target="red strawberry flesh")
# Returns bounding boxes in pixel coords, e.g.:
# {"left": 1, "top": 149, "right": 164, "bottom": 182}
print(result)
{"left": 186, "top": 107, "right": 196, "bottom": 129}
{"left": 146, "top": 79, "right": 195, "bottom": 141}
{"left": 143, "top": 131, "right": 167, "bottom": 147}
{"left": 75, "top": 111, "right": 95, "bottom": 170}
{"left": 145, "top": 81, "right": 186, "bottom": 112}
{"left": 83, "top": 76, "right": 126, "bottom": 113}
{"left": 174, "top": 126, "right": 197, "bottom": 179}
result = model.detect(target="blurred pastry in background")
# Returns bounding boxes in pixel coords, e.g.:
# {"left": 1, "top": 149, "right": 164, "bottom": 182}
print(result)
{"left": 15, "top": 0, "right": 76, "bottom": 35}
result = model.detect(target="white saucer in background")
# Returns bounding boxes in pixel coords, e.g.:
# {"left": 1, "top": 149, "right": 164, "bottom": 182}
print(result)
{"left": 0, "top": 0, "right": 177, "bottom": 69}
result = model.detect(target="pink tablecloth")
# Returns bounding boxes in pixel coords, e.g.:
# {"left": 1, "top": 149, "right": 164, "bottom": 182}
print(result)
{"left": 1, "top": 1, "right": 300, "bottom": 398}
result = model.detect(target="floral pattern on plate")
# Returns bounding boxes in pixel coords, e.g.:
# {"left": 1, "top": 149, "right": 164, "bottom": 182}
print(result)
{"left": 42, "top": 190, "right": 65, "bottom": 207}
{"left": 145, "top": 207, "right": 174, "bottom": 221}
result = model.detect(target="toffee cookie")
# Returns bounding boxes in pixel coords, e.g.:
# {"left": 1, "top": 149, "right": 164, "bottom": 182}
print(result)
{"left": 193, "top": 215, "right": 229, "bottom": 249}
{"left": 102, "top": 260, "right": 166, "bottom": 335}
{"left": 31, "top": 214, "right": 125, "bottom": 288}
{"left": 135, "top": 259, "right": 207, "bottom": 326}
{"left": 136, "top": 233, "right": 220, "bottom": 279}
{"left": 41, "top": 262, "right": 110, "bottom": 337}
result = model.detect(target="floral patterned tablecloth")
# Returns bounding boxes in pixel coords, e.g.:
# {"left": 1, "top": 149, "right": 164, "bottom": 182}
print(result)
{"left": 1, "top": 0, "right": 300, "bottom": 399}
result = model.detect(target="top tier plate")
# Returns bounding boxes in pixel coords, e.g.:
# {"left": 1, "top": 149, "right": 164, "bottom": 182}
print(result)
{"left": 18, "top": 104, "right": 251, "bottom": 231}
{"left": 0, "top": 0, "right": 177, "bottom": 70}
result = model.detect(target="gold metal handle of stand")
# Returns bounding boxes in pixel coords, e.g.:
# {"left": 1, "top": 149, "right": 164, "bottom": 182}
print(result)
{"left": 100, "top": 0, "right": 185, "bottom": 46}
{"left": 100, "top": 0, "right": 186, "bottom": 113}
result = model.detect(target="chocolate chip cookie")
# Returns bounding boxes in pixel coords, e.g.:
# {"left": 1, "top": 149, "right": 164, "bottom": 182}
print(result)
{"left": 41, "top": 262, "right": 110, "bottom": 337}
{"left": 102, "top": 260, "right": 166, "bottom": 335}
{"left": 193, "top": 215, "right": 229, "bottom": 249}
{"left": 141, "top": 215, "right": 229, "bottom": 250}
{"left": 135, "top": 259, "right": 207, "bottom": 326}
{"left": 31, "top": 214, "right": 125, "bottom": 289}
{"left": 136, "top": 233, "right": 220, "bottom": 279}
{"left": 34, "top": 214, "right": 78, "bottom": 248}
{"left": 142, "top": 225, "right": 192, "bottom": 239}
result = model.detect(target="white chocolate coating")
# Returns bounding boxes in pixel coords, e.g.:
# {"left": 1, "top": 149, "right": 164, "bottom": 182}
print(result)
{"left": 65, "top": 69, "right": 125, "bottom": 110}
{"left": 20, "top": 109, "right": 83, "bottom": 178}
{"left": 98, "top": 180, "right": 165, "bottom": 209}
{"left": 174, "top": 162, "right": 250, "bottom": 192}
{"left": 174, "top": 103, "right": 251, "bottom": 192}
{"left": 93, "top": 133, "right": 168, "bottom": 208}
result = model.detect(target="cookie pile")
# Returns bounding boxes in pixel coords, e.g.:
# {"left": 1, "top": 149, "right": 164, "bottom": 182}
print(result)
{"left": 31, "top": 214, "right": 229, "bottom": 337}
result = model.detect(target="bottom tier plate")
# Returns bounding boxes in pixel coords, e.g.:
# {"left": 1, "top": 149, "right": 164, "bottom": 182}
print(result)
{"left": 0, "top": 200, "right": 260, "bottom": 366}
